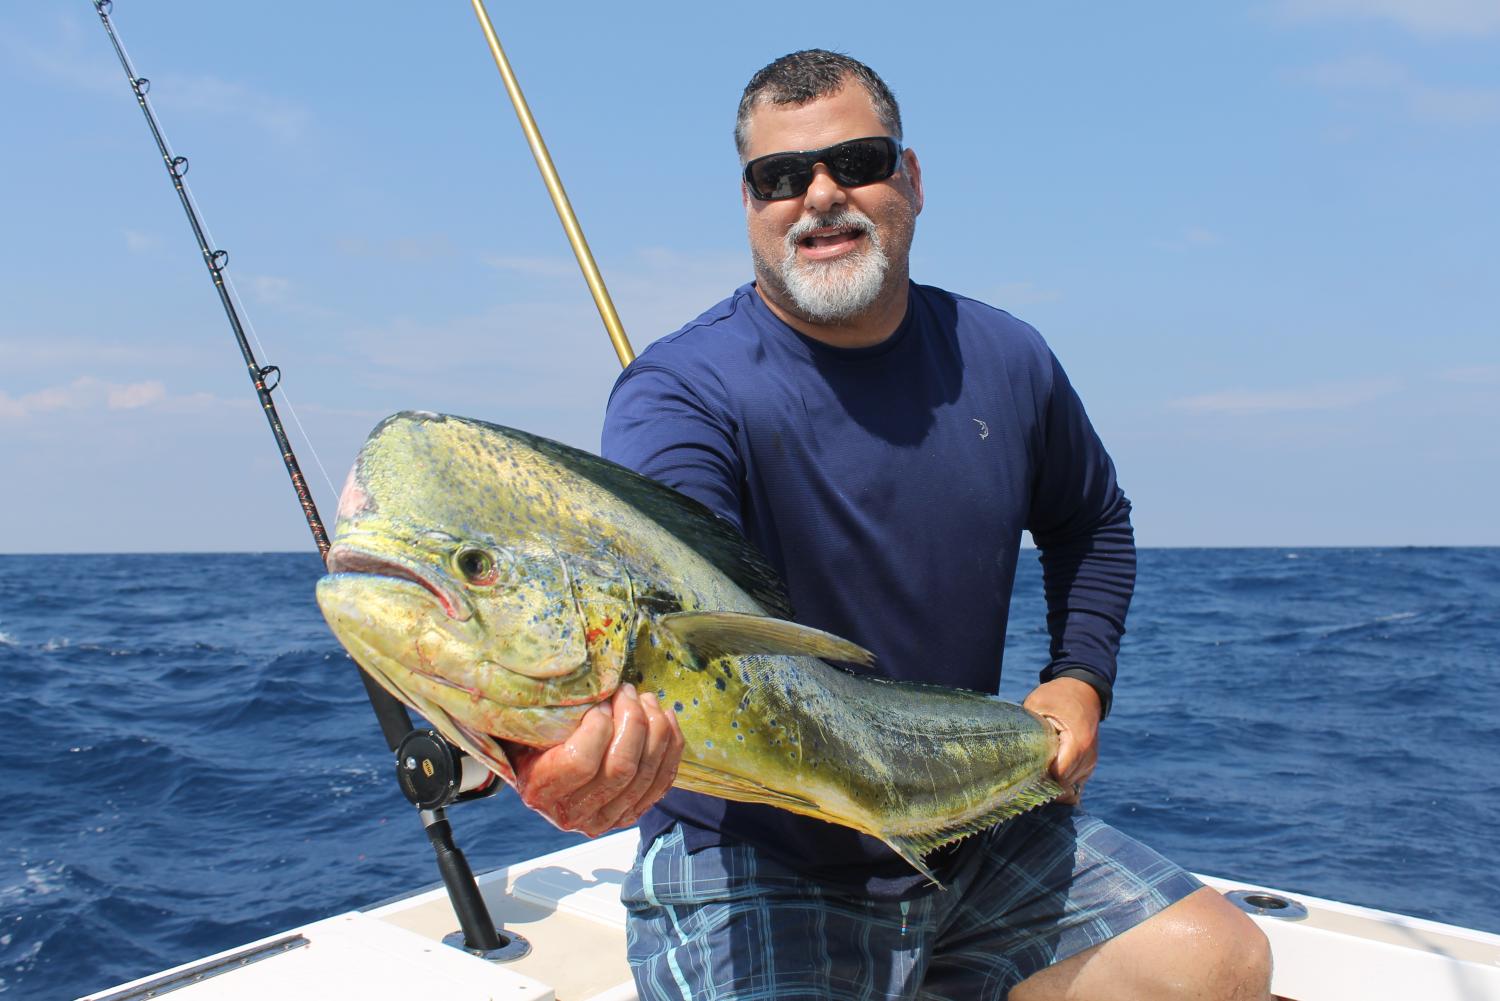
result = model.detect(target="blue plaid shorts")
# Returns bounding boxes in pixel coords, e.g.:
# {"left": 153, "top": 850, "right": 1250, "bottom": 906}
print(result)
{"left": 622, "top": 804, "right": 1203, "bottom": 1000}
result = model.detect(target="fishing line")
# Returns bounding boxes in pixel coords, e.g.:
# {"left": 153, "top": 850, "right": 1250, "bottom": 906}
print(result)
{"left": 137, "top": 91, "right": 339, "bottom": 501}
{"left": 143, "top": 89, "right": 340, "bottom": 501}
{"left": 92, "top": 0, "right": 338, "bottom": 550}
{"left": 218, "top": 273, "right": 340, "bottom": 500}
{"left": 93, "top": 1, "right": 521, "bottom": 959}
{"left": 92, "top": 0, "right": 419, "bottom": 748}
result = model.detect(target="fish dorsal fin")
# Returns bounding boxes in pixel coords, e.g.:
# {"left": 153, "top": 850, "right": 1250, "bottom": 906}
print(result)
{"left": 659, "top": 610, "right": 874, "bottom": 666}
{"left": 466, "top": 417, "right": 794, "bottom": 619}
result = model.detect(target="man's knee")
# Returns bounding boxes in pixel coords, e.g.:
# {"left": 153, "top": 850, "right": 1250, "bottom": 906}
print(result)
{"left": 1013, "top": 887, "right": 1272, "bottom": 1001}
{"left": 1191, "top": 890, "right": 1273, "bottom": 999}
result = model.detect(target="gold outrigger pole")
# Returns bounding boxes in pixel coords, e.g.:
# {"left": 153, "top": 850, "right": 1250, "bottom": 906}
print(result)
{"left": 469, "top": 0, "right": 636, "bottom": 368}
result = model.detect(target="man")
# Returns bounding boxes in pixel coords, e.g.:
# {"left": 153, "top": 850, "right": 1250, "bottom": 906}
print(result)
{"left": 512, "top": 50, "right": 1272, "bottom": 999}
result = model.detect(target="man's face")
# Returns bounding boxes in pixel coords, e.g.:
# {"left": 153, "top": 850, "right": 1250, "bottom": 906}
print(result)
{"left": 740, "top": 83, "right": 923, "bottom": 327}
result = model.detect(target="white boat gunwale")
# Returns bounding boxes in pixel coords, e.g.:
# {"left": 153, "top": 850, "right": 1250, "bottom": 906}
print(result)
{"left": 81, "top": 829, "right": 1500, "bottom": 1001}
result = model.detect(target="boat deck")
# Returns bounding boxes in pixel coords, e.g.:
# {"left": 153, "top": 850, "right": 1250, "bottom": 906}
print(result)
{"left": 83, "top": 830, "right": 1500, "bottom": 1001}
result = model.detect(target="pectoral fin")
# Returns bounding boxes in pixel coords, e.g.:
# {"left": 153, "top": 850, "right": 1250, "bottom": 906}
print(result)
{"left": 659, "top": 610, "right": 874, "bottom": 666}
{"left": 674, "top": 759, "right": 849, "bottom": 824}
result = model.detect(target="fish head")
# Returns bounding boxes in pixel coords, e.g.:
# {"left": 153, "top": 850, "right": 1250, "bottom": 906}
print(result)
{"left": 316, "top": 413, "right": 641, "bottom": 782}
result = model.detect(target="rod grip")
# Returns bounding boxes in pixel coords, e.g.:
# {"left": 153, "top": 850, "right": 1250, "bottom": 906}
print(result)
{"left": 423, "top": 811, "right": 504, "bottom": 951}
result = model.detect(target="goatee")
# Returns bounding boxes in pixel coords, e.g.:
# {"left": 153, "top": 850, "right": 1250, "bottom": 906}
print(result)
{"left": 765, "top": 209, "right": 890, "bottom": 325}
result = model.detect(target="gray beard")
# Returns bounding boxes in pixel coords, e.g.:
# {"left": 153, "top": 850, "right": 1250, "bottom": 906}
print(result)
{"left": 772, "top": 211, "right": 890, "bottom": 324}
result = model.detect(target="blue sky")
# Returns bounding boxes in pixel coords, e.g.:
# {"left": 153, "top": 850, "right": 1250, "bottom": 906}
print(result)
{"left": 3, "top": 1, "right": 1496, "bottom": 552}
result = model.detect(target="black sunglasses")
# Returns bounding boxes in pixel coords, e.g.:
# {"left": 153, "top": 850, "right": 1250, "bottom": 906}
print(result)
{"left": 742, "top": 136, "right": 903, "bottom": 201}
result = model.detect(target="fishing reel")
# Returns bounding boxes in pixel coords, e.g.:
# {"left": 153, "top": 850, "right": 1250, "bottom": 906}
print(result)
{"left": 394, "top": 729, "right": 500, "bottom": 810}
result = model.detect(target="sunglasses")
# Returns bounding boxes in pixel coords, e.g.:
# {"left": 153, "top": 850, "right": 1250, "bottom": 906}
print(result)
{"left": 742, "top": 136, "right": 903, "bottom": 201}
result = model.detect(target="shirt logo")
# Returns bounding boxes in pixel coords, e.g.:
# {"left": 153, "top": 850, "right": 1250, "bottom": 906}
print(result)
{"left": 973, "top": 418, "right": 990, "bottom": 440}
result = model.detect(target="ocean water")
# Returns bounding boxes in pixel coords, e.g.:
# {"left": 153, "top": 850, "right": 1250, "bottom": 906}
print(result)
{"left": 1, "top": 548, "right": 1497, "bottom": 999}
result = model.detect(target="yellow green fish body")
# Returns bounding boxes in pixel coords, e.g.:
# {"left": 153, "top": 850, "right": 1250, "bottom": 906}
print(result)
{"left": 316, "top": 412, "right": 1060, "bottom": 879}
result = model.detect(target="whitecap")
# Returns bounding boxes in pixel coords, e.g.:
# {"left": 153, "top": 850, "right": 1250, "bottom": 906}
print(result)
{"left": 0, "top": 631, "right": 15, "bottom": 646}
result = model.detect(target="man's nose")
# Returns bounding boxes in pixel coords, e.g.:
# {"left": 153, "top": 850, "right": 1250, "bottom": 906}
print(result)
{"left": 803, "top": 164, "right": 847, "bottom": 213}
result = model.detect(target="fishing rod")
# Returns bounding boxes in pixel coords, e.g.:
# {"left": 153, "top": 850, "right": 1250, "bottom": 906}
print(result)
{"left": 90, "top": 0, "right": 517, "bottom": 960}
{"left": 470, "top": 0, "right": 636, "bottom": 368}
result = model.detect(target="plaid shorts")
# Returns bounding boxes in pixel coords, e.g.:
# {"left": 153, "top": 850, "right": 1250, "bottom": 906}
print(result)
{"left": 622, "top": 804, "right": 1203, "bottom": 1000}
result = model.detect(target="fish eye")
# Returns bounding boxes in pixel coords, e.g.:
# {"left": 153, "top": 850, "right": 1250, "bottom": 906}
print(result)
{"left": 453, "top": 545, "right": 501, "bottom": 586}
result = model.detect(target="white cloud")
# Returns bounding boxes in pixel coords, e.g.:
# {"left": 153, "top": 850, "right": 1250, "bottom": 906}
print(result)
{"left": 0, "top": 339, "right": 214, "bottom": 372}
{"left": 1295, "top": 55, "right": 1500, "bottom": 124}
{"left": 335, "top": 235, "right": 457, "bottom": 262}
{"left": 0, "top": 28, "right": 117, "bottom": 96}
{"left": 1438, "top": 364, "right": 1500, "bottom": 384}
{"left": 217, "top": 273, "right": 339, "bottom": 325}
{"left": 1407, "top": 84, "right": 1500, "bottom": 124}
{"left": 1168, "top": 378, "right": 1399, "bottom": 415}
{"left": 0, "top": 25, "right": 313, "bottom": 144}
{"left": 149, "top": 73, "right": 313, "bottom": 144}
{"left": 482, "top": 255, "right": 581, "bottom": 279}
{"left": 0, "top": 378, "right": 225, "bottom": 420}
{"left": 106, "top": 382, "right": 166, "bottom": 409}
{"left": 1274, "top": 0, "right": 1500, "bottom": 36}
{"left": 989, "top": 282, "right": 1063, "bottom": 307}
{"left": 246, "top": 275, "right": 293, "bottom": 306}
{"left": 124, "top": 230, "right": 161, "bottom": 254}
{"left": 1153, "top": 227, "right": 1226, "bottom": 252}
{"left": 325, "top": 245, "right": 748, "bottom": 435}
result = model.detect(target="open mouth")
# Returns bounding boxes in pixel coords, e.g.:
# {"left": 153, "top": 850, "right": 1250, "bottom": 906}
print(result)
{"left": 797, "top": 225, "right": 866, "bottom": 257}
{"left": 326, "top": 544, "right": 469, "bottom": 621}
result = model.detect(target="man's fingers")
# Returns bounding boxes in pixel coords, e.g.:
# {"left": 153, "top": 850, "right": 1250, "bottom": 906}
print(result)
{"left": 643, "top": 697, "right": 686, "bottom": 807}
{"left": 515, "top": 684, "right": 686, "bottom": 836}
{"left": 1035, "top": 708, "right": 1097, "bottom": 806}
{"left": 516, "top": 699, "right": 614, "bottom": 809}
{"left": 1053, "top": 737, "right": 1097, "bottom": 788}
{"left": 594, "top": 692, "right": 684, "bottom": 832}
{"left": 553, "top": 685, "right": 651, "bottom": 829}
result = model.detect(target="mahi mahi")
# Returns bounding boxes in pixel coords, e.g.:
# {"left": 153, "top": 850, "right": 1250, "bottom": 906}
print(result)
{"left": 316, "top": 412, "right": 1061, "bottom": 880}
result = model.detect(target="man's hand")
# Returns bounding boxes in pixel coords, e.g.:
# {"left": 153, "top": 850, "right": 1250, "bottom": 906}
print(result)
{"left": 1023, "top": 676, "right": 1102, "bottom": 806}
{"left": 508, "top": 684, "right": 684, "bottom": 837}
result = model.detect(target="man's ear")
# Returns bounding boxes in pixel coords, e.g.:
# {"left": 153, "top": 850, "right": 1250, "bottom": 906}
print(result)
{"left": 903, "top": 148, "right": 924, "bottom": 216}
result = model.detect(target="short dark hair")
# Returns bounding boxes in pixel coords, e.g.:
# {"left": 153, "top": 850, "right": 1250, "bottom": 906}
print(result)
{"left": 735, "top": 49, "right": 903, "bottom": 157}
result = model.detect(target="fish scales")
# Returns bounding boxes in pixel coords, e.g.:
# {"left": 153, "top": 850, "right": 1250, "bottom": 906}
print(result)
{"left": 316, "top": 412, "right": 1061, "bottom": 881}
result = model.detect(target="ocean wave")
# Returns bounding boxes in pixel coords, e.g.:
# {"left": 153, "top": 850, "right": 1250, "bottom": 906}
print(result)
{"left": 5, "top": 548, "right": 1499, "bottom": 1000}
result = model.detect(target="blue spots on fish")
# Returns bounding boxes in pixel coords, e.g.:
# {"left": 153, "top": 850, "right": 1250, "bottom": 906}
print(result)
{"left": 715, "top": 677, "right": 726, "bottom": 691}
{"left": 674, "top": 701, "right": 684, "bottom": 713}
{"left": 705, "top": 740, "right": 714, "bottom": 749}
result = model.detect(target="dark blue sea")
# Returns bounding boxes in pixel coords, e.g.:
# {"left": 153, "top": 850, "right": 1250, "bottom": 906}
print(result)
{"left": 2, "top": 548, "right": 1498, "bottom": 999}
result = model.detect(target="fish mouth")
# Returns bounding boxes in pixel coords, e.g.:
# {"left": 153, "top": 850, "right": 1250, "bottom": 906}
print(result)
{"left": 326, "top": 543, "right": 470, "bottom": 622}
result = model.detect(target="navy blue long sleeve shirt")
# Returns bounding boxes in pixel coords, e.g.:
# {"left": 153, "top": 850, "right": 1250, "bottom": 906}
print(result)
{"left": 602, "top": 282, "right": 1134, "bottom": 893}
